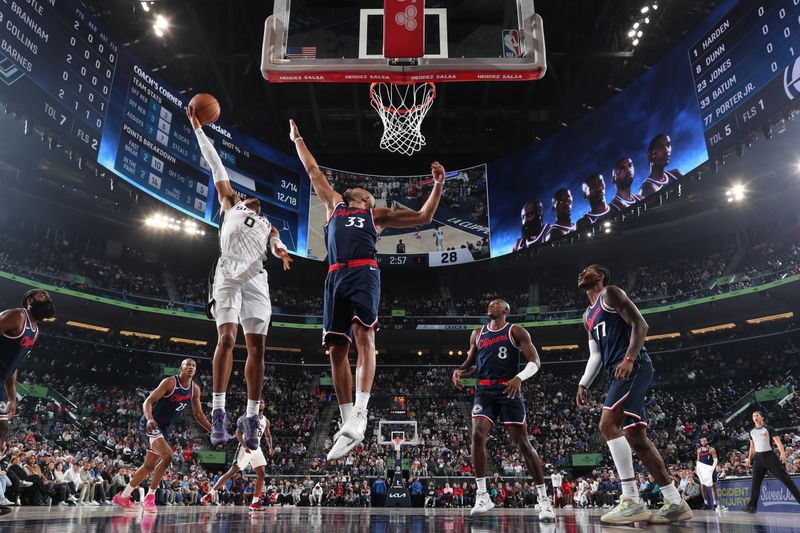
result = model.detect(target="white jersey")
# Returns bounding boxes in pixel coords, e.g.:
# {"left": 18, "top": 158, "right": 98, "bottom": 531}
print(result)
{"left": 434, "top": 230, "right": 444, "bottom": 245}
{"left": 218, "top": 202, "right": 272, "bottom": 280}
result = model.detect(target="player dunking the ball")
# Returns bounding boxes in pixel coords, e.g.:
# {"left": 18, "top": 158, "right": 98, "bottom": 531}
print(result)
{"left": 290, "top": 119, "right": 444, "bottom": 460}
{"left": 452, "top": 299, "right": 554, "bottom": 519}
{"left": 201, "top": 399, "right": 272, "bottom": 510}
{"left": 188, "top": 106, "right": 293, "bottom": 449}
{"left": 114, "top": 359, "right": 211, "bottom": 513}
{"left": 576, "top": 265, "right": 692, "bottom": 524}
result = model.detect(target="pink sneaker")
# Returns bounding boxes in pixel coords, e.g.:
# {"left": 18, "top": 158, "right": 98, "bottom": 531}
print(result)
{"left": 142, "top": 493, "right": 158, "bottom": 513}
{"left": 112, "top": 493, "right": 137, "bottom": 512}
{"left": 200, "top": 492, "right": 213, "bottom": 506}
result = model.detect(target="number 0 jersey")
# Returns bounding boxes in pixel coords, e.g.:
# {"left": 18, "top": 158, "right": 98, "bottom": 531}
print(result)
{"left": 585, "top": 288, "right": 650, "bottom": 373}
{"left": 151, "top": 376, "right": 193, "bottom": 428}
{"left": 324, "top": 202, "right": 378, "bottom": 265}
{"left": 475, "top": 322, "right": 520, "bottom": 382}
{"left": 218, "top": 201, "right": 272, "bottom": 280}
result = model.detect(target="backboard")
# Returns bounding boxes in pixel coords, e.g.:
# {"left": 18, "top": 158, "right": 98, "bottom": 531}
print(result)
{"left": 261, "top": 0, "right": 546, "bottom": 84}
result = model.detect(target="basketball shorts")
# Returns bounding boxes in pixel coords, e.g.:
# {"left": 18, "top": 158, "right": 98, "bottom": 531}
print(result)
{"left": 0, "top": 387, "right": 8, "bottom": 421}
{"left": 322, "top": 266, "right": 380, "bottom": 346}
{"left": 210, "top": 268, "right": 272, "bottom": 335}
{"left": 235, "top": 445, "right": 267, "bottom": 471}
{"left": 138, "top": 416, "right": 171, "bottom": 450}
{"left": 471, "top": 386, "right": 526, "bottom": 426}
{"left": 602, "top": 357, "right": 654, "bottom": 430}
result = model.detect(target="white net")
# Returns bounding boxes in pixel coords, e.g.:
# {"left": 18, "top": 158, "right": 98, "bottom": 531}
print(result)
{"left": 369, "top": 82, "right": 436, "bottom": 156}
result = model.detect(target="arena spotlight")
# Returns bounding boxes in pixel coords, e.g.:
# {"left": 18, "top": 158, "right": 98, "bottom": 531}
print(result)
{"left": 417, "top": 351, "right": 423, "bottom": 356}
{"left": 726, "top": 184, "right": 746, "bottom": 202}
{"left": 140, "top": 1, "right": 150, "bottom": 12}
{"left": 153, "top": 14, "right": 169, "bottom": 37}
{"left": 458, "top": 350, "right": 463, "bottom": 356}
{"left": 448, "top": 351, "right": 454, "bottom": 356}
{"left": 641, "top": 6, "right": 649, "bottom": 13}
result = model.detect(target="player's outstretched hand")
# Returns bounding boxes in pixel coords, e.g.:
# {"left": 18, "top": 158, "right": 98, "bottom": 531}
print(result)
{"left": 503, "top": 377, "right": 522, "bottom": 399}
{"left": 289, "top": 119, "right": 302, "bottom": 142}
{"left": 186, "top": 105, "right": 201, "bottom": 130}
{"left": 431, "top": 161, "right": 445, "bottom": 184}
{"left": 452, "top": 369, "right": 464, "bottom": 389}
{"left": 576, "top": 385, "right": 590, "bottom": 409}
{"left": 275, "top": 247, "right": 293, "bottom": 271}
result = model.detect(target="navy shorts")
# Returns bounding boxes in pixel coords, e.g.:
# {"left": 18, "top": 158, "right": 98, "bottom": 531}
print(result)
{"left": 138, "top": 416, "right": 171, "bottom": 450}
{"left": 0, "top": 387, "right": 8, "bottom": 422}
{"left": 471, "top": 386, "right": 526, "bottom": 427}
{"left": 323, "top": 266, "right": 380, "bottom": 346}
{"left": 602, "top": 357, "right": 654, "bottom": 430}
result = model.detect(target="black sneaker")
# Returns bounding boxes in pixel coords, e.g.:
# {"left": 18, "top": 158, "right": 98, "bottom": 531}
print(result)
{"left": 742, "top": 505, "right": 756, "bottom": 514}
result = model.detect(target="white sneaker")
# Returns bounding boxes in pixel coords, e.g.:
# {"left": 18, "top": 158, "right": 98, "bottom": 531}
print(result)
{"left": 90, "top": 501, "right": 100, "bottom": 506}
{"left": 470, "top": 491, "right": 494, "bottom": 515}
{"left": 340, "top": 407, "right": 367, "bottom": 441}
{"left": 79, "top": 501, "right": 88, "bottom": 506}
{"left": 59, "top": 501, "right": 70, "bottom": 507}
{"left": 0, "top": 498, "right": 13, "bottom": 505}
{"left": 564, "top": 504, "right": 573, "bottom": 509}
{"left": 539, "top": 496, "right": 555, "bottom": 521}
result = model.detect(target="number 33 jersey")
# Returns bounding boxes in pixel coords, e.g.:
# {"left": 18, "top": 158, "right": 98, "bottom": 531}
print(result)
{"left": 324, "top": 202, "right": 378, "bottom": 265}
{"left": 475, "top": 322, "right": 520, "bottom": 380}
{"left": 218, "top": 201, "right": 272, "bottom": 280}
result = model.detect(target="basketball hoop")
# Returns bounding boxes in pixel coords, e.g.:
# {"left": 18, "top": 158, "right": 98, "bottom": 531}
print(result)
{"left": 369, "top": 82, "right": 436, "bottom": 156}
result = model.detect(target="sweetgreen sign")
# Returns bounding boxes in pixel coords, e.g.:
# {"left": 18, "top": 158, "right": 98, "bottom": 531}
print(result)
{"left": 571, "top": 453, "right": 603, "bottom": 466}
{"left": 196, "top": 451, "right": 226, "bottom": 463}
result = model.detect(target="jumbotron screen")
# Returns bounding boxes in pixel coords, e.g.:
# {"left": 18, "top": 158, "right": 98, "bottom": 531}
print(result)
{"left": 0, "top": 0, "right": 797, "bottom": 263}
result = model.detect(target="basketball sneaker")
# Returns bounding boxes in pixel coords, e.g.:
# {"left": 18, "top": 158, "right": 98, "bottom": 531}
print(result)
{"left": 600, "top": 496, "right": 652, "bottom": 524}
{"left": 210, "top": 409, "right": 230, "bottom": 445}
{"left": 200, "top": 492, "right": 214, "bottom": 506}
{"left": 538, "top": 495, "right": 555, "bottom": 521}
{"left": 142, "top": 493, "right": 158, "bottom": 514}
{"left": 648, "top": 500, "right": 693, "bottom": 523}
{"left": 470, "top": 491, "right": 494, "bottom": 515}
{"left": 327, "top": 407, "right": 367, "bottom": 461}
{"left": 249, "top": 502, "right": 265, "bottom": 511}
{"left": 113, "top": 493, "right": 137, "bottom": 512}
{"left": 242, "top": 415, "right": 261, "bottom": 450}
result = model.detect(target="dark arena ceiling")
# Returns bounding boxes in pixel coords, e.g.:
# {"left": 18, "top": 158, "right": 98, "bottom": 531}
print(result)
{"left": 81, "top": 0, "right": 722, "bottom": 170}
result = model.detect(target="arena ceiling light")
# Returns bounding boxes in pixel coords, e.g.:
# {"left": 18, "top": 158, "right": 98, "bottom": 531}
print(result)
{"left": 689, "top": 323, "right": 736, "bottom": 335}
{"left": 145, "top": 213, "right": 206, "bottom": 237}
{"left": 726, "top": 184, "right": 746, "bottom": 202}
{"left": 140, "top": 2, "right": 151, "bottom": 12}
{"left": 153, "top": 14, "right": 169, "bottom": 38}
{"left": 120, "top": 330, "right": 161, "bottom": 340}
{"left": 645, "top": 332, "right": 681, "bottom": 341}
{"left": 65, "top": 320, "right": 110, "bottom": 333}
{"left": 540, "top": 344, "right": 580, "bottom": 351}
{"left": 628, "top": 3, "right": 658, "bottom": 48}
{"left": 169, "top": 337, "right": 208, "bottom": 346}
{"left": 746, "top": 312, "right": 794, "bottom": 325}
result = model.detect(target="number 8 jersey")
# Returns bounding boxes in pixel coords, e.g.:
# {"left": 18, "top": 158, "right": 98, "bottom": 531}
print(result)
{"left": 324, "top": 202, "right": 378, "bottom": 265}
{"left": 585, "top": 287, "right": 650, "bottom": 374}
{"left": 475, "top": 322, "right": 520, "bottom": 380}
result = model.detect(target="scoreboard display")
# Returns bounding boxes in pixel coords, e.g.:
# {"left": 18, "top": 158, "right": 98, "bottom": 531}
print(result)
{"left": 691, "top": 0, "right": 800, "bottom": 157}
{"left": 0, "top": 0, "right": 308, "bottom": 253}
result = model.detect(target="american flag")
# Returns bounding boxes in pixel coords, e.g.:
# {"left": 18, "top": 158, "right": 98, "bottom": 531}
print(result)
{"left": 286, "top": 46, "right": 317, "bottom": 59}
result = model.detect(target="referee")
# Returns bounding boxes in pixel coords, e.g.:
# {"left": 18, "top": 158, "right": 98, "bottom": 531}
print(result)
{"left": 743, "top": 410, "right": 800, "bottom": 513}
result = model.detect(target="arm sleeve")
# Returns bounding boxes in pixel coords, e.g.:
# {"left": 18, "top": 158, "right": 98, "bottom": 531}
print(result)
{"left": 579, "top": 339, "right": 603, "bottom": 388}
{"left": 193, "top": 127, "right": 229, "bottom": 184}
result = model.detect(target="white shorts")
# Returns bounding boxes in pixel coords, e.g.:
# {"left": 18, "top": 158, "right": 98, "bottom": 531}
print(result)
{"left": 235, "top": 446, "right": 267, "bottom": 470}
{"left": 211, "top": 269, "right": 272, "bottom": 335}
{"left": 696, "top": 461, "right": 715, "bottom": 486}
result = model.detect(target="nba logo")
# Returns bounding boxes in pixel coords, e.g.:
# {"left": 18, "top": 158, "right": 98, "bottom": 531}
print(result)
{"left": 502, "top": 30, "right": 521, "bottom": 58}
{"left": 784, "top": 58, "right": 800, "bottom": 100}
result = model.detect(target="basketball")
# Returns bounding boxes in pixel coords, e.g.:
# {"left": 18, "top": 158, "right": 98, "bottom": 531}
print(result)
{"left": 189, "top": 93, "right": 220, "bottom": 125}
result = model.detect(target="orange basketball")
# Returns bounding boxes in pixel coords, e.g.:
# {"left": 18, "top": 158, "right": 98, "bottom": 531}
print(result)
{"left": 189, "top": 93, "right": 220, "bottom": 125}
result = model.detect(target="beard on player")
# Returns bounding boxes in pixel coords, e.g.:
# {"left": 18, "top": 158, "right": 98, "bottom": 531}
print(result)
{"left": 520, "top": 200, "right": 544, "bottom": 239}
{"left": 612, "top": 158, "right": 634, "bottom": 192}
{"left": 343, "top": 188, "right": 376, "bottom": 209}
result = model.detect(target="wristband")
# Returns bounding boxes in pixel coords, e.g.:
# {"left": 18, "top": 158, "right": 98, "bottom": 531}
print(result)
{"left": 293, "top": 137, "right": 304, "bottom": 143}
{"left": 623, "top": 355, "right": 636, "bottom": 363}
{"left": 515, "top": 361, "right": 540, "bottom": 382}
{"left": 269, "top": 235, "right": 288, "bottom": 258}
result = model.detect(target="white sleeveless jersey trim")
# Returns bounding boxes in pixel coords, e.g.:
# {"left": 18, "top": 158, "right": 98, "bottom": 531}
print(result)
{"left": 513, "top": 224, "right": 549, "bottom": 251}
{"left": 611, "top": 195, "right": 641, "bottom": 209}
{"left": 585, "top": 206, "right": 611, "bottom": 222}
{"left": 218, "top": 202, "right": 272, "bottom": 280}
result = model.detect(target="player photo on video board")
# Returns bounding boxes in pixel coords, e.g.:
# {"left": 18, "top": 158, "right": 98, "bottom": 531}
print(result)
{"left": 306, "top": 165, "right": 491, "bottom": 261}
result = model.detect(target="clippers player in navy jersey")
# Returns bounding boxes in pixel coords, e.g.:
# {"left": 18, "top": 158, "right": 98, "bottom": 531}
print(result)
{"left": 0, "top": 289, "right": 54, "bottom": 455}
{"left": 576, "top": 265, "right": 691, "bottom": 524}
{"left": 113, "top": 359, "right": 211, "bottom": 513}
{"left": 452, "top": 299, "right": 554, "bottom": 520}
{"left": 290, "top": 119, "right": 444, "bottom": 461}
{"left": 696, "top": 437, "right": 721, "bottom": 510}
{"left": 609, "top": 158, "right": 642, "bottom": 212}
{"left": 189, "top": 107, "right": 293, "bottom": 449}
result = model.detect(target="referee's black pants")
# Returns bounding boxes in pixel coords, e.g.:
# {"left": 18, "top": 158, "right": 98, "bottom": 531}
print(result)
{"left": 748, "top": 451, "right": 800, "bottom": 508}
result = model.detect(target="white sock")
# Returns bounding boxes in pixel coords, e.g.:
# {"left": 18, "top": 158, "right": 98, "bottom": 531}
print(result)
{"left": 607, "top": 437, "right": 640, "bottom": 501}
{"left": 208, "top": 488, "right": 217, "bottom": 496}
{"left": 121, "top": 484, "right": 134, "bottom": 498}
{"left": 147, "top": 488, "right": 156, "bottom": 496}
{"left": 476, "top": 478, "right": 486, "bottom": 493}
{"left": 212, "top": 392, "right": 226, "bottom": 411}
{"left": 660, "top": 482, "right": 681, "bottom": 505}
{"left": 246, "top": 400, "right": 259, "bottom": 417}
{"left": 536, "top": 484, "right": 548, "bottom": 500}
{"left": 339, "top": 403, "right": 353, "bottom": 423}
{"left": 252, "top": 495, "right": 259, "bottom": 504}
{"left": 354, "top": 391, "right": 370, "bottom": 410}
{"left": 621, "top": 480, "right": 639, "bottom": 500}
